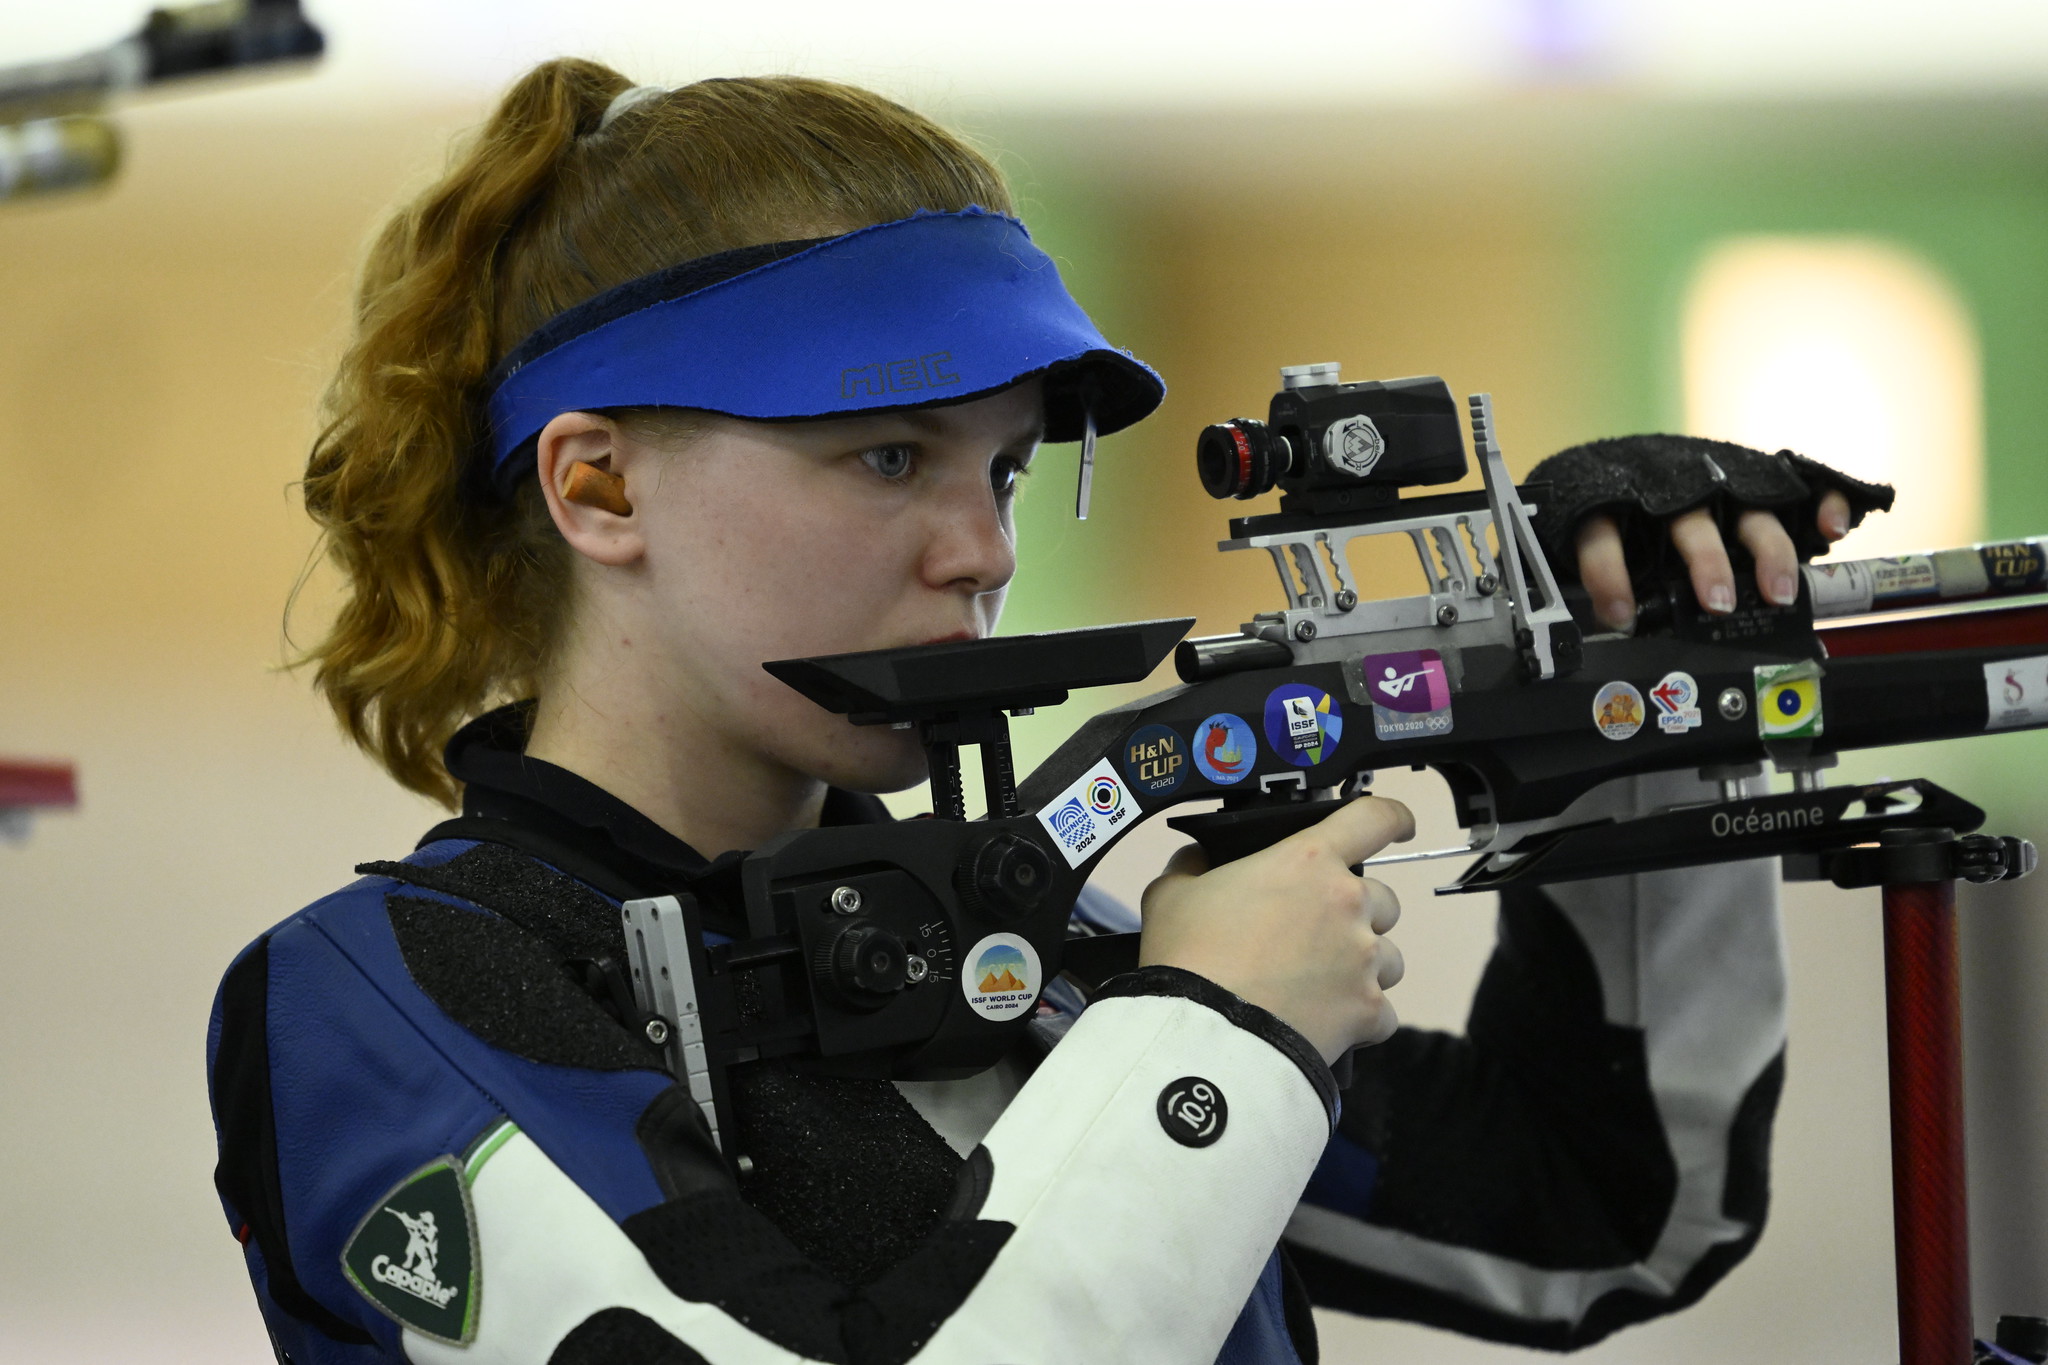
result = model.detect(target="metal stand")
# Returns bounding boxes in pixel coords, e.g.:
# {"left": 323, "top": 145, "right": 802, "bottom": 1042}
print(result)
{"left": 1826, "top": 826, "right": 2037, "bottom": 1365}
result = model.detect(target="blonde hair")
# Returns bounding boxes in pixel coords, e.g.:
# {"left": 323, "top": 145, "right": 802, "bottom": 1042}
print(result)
{"left": 299, "top": 60, "right": 1012, "bottom": 804}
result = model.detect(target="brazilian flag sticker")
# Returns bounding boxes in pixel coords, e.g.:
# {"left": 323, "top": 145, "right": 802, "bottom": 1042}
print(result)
{"left": 1755, "top": 661, "right": 1824, "bottom": 739}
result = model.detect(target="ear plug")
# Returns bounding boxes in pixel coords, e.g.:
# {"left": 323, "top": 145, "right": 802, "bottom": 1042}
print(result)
{"left": 561, "top": 461, "right": 632, "bottom": 515}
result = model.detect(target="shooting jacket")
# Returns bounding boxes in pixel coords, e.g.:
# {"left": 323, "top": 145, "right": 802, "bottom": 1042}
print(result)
{"left": 209, "top": 705, "right": 1785, "bottom": 1364}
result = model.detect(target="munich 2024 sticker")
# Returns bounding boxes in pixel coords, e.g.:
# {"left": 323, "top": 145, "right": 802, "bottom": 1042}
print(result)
{"left": 1121, "top": 723, "right": 1188, "bottom": 798}
{"left": 1649, "top": 671, "right": 1703, "bottom": 734}
{"left": 1592, "top": 680, "right": 1645, "bottom": 740}
{"left": 1036, "top": 757, "right": 1138, "bottom": 868}
{"left": 1755, "top": 661, "right": 1824, "bottom": 739}
{"left": 1360, "top": 650, "right": 1452, "bottom": 741}
{"left": 1263, "top": 684, "right": 1344, "bottom": 767}
{"left": 961, "top": 931, "right": 1041, "bottom": 1021}
{"left": 1192, "top": 713, "right": 1257, "bottom": 785}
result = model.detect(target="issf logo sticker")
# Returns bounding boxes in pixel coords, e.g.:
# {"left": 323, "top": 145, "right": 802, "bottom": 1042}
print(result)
{"left": 1592, "top": 680, "right": 1645, "bottom": 740}
{"left": 1262, "top": 684, "right": 1344, "bottom": 767}
{"left": 1649, "top": 671, "right": 1703, "bottom": 734}
{"left": 1036, "top": 758, "right": 1137, "bottom": 868}
{"left": 1192, "top": 713, "right": 1257, "bottom": 785}
{"left": 961, "top": 931, "right": 1041, "bottom": 1021}
{"left": 1360, "top": 649, "right": 1453, "bottom": 741}
{"left": 1120, "top": 724, "right": 1187, "bottom": 798}
{"left": 1755, "top": 661, "right": 1824, "bottom": 738}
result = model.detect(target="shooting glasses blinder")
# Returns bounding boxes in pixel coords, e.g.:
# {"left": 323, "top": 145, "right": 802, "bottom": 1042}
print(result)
{"left": 481, "top": 208, "right": 1164, "bottom": 506}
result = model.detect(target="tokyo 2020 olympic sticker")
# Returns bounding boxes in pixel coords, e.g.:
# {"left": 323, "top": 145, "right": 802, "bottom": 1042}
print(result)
{"left": 1592, "top": 680, "right": 1645, "bottom": 741}
{"left": 1262, "top": 684, "right": 1344, "bottom": 768}
{"left": 961, "top": 932, "right": 1041, "bottom": 1021}
{"left": 1359, "top": 649, "right": 1453, "bottom": 741}
{"left": 1192, "top": 713, "right": 1257, "bottom": 785}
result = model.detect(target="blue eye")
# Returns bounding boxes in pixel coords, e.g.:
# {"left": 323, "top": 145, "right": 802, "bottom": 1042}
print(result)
{"left": 861, "top": 445, "right": 915, "bottom": 480}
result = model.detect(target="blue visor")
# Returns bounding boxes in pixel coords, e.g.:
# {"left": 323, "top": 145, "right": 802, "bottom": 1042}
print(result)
{"left": 481, "top": 207, "right": 1164, "bottom": 490}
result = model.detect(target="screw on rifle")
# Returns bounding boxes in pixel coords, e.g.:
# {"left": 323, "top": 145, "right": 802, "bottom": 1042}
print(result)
{"left": 1718, "top": 688, "right": 1748, "bottom": 721}
{"left": 829, "top": 885, "right": 863, "bottom": 915}
{"left": 1334, "top": 589, "right": 1358, "bottom": 611}
{"left": 1435, "top": 603, "right": 1460, "bottom": 626}
{"left": 736, "top": 1155, "right": 756, "bottom": 1176}
{"left": 1293, "top": 619, "right": 1317, "bottom": 642}
{"left": 905, "top": 955, "right": 930, "bottom": 984}
{"left": 1476, "top": 573, "right": 1499, "bottom": 595}
{"left": 644, "top": 1018, "right": 670, "bottom": 1046}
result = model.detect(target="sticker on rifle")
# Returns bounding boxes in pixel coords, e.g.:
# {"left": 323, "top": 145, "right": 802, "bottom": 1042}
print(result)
{"left": 1361, "top": 650, "right": 1452, "bottom": 741}
{"left": 1120, "top": 724, "right": 1188, "bottom": 798}
{"left": 1649, "top": 671, "right": 1703, "bottom": 734}
{"left": 341, "top": 1156, "right": 481, "bottom": 1345}
{"left": 1804, "top": 561, "right": 1874, "bottom": 616}
{"left": 1985, "top": 655, "right": 2048, "bottom": 730}
{"left": 1262, "top": 684, "right": 1345, "bottom": 767}
{"left": 1192, "top": 713, "right": 1257, "bottom": 785}
{"left": 1036, "top": 758, "right": 1136, "bottom": 867}
{"left": 1755, "top": 661, "right": 1824, "bottom": 739}
{"left": 961, "top": 932, "right": 1041, "bottom": 1021}
{"left": 1592, "top": 681, "right": 1645, "bottom": 740}
{"left": 1869, "top": 555, "right": 1937, "bottom": 602}
{"left": 1981, "top": 542, "right": 2047, "bottom": 594}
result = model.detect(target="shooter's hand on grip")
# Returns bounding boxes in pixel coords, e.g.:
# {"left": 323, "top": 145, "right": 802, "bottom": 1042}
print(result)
{"left": 1138, "top": 795, "right": 1415, "bottom": 1065}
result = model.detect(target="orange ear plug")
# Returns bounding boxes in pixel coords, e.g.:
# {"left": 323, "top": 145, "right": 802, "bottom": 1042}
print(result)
{"left": 561, "top": 461, "right": 633, "bottom": 515}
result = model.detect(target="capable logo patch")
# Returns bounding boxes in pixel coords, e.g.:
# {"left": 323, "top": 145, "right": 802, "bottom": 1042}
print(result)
{"left": 342, "top": 1157, "right": 480, "bottom": 1345}
{"left": 1035, "top": 758, "right": 1137, "bottom": 868}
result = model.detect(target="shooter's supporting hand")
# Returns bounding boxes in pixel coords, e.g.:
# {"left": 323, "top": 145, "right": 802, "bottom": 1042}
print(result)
{"left": 1576, "top": 490, "right": 1853, "bottom": 631}
{"left": 1138, "top": 795, "right": 1415, "bottom": 1065}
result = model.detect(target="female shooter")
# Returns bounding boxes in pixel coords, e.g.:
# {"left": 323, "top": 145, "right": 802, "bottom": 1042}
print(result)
{"left": 208, "top": 60, "right": 1865, "bottom": 1364}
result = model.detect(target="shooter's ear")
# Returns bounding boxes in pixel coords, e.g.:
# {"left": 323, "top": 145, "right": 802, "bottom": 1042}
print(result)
{"left": 562, "top": 461, "right": 633, "bottom": 515}
{"left": 535, "top": 412, "right": 644, "bottom": 568}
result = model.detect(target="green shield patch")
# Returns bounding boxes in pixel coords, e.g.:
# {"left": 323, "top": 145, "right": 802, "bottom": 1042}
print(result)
{"left": 341, "top": 1156, "right": 480, "bottom": 1344}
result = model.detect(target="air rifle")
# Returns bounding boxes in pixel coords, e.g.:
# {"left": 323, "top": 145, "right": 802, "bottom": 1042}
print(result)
{"left": 624, "top": 368, "right": 2045, "bottom": 1363}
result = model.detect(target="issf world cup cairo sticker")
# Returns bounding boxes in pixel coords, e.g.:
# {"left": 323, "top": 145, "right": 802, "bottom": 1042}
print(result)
{"left": 960, "top": 931, "right": 1041, "bottom": 1021}
{"left": 1262, "top": 684, "right": 1344, "bottom": 767}
{"left": 1192, "top": 713, "right": 1257, "bottom": 785}
{"left": 1120, "top": 723, "right": 1188, "bottom": 798}
{"left": 1754, "top": 660, "right": 1824, "bottom": 739}
{"left": 1360, "top": 649, "right": 1452, "bottom": 741}
{"left": 1035, "top": 758, "right": 1137, "bottom": 868}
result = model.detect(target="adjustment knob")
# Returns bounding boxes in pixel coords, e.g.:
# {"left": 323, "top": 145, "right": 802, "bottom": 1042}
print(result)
{"left": 1196, "top": 419, "right": 1289, "bottom": 500}
{"left": 958, "top": 830, "right": 1055, "bottom": 922}
{"left": 813, "top": 923, "right": 910, "bottom": 1011}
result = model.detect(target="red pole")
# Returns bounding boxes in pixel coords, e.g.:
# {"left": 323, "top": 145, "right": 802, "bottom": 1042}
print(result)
{"left": 1882, "top": 877, "right": 1973, "bottom": 1365}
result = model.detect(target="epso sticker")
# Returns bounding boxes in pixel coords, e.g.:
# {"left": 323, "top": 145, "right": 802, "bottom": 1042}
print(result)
{"left": 1192, "top": 713, "right": 1257, "bottom": 785}
{"left": 960, "top": 932, "right": 1041, "bottom": 1021}
{"left": 1755, "top": 660, "right": 1824, "bottom": 739}
{"left": 1649, "top": 671, "right": 1703, "bottom": 734}
{"left": 1985, "top": 655, "right": 2048, "bottom": 730}
{"left": 1592, "top": 681, "right": 1645, "bottom": 740}
{"left": 1805, "top": 561, "right": 1874, "bottom": 616}
{"left": 1263, "top": 684, "right": 1345, "bottom": 767}
{"left": 1120, "top": 724, "right": 1188, "bottom": 798}
{"left": 1361, "top": 649, "right": 1453, "bottom": 741}
{"left": 1036, "top": 758, "right": 1137, "bottom": 867}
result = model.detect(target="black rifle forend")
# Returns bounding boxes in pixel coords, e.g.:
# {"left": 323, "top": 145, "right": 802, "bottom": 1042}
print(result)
{"left": 622, "top": 373, "right": 2048, "bottom": 1163}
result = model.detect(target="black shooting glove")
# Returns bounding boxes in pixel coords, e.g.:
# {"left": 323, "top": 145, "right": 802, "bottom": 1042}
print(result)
{"left": 1526, "top": 434, "right": 1896, "bottom": 588}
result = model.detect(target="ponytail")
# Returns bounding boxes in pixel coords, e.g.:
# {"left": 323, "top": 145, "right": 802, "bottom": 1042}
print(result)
{"left": 298, "top": 61, "right": 1012, "bottom": 804}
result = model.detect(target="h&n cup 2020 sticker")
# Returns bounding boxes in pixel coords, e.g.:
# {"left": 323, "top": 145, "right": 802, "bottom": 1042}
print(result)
{"left": 1120, "top": 724, "right": 1188, "bottom": 798}
{"left": 961, "top": 932, "right": 1041, "bottom": 1021}
{"left": 1036, "top": 758, "right": 1137, "bottom": 868}
{"left": 1592, "top": 681, "right": 1645, "bottom": 740}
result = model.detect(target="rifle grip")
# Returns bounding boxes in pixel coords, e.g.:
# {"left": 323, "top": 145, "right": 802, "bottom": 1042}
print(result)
{"left": 1168, "top": 797, "right": 1351, "bottom": 866}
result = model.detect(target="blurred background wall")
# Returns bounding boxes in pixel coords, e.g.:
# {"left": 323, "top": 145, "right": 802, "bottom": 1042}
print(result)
{"left": 7, "top": 2, "right": 2048, "bottom": 1361}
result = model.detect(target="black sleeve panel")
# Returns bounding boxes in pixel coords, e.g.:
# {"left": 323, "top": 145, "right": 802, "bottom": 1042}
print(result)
{"left": 210, "top": 938, "right": 375, "bottom": 1345}
{"left": 549, "top": 1308, "right": 714, "bottom": 1365}
{"left": 1341, "top": 886, "right": 1677, "bottom": 1271}
{"left": 1293, "top": 1053, "right": 1785, "bottom": 1351}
